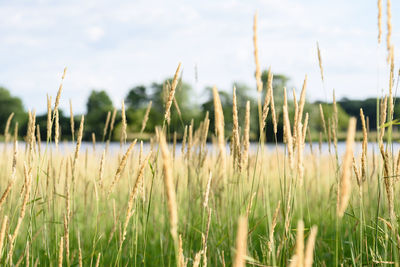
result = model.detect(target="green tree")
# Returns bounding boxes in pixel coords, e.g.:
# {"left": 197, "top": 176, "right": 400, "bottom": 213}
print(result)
{"left": 125, "top": 85, "right": 148, "bottom": 109}
{"left": 309, "top": 102, "right": 350, "bottom": 133}
{"left": 86, "top": 90, "right": 114, "bottom": 139}
{"left": 338, "top": 98, "right": 379, "bottom": 130}
{"left": 0, "top": 87, "right": 26, "bottom": 134}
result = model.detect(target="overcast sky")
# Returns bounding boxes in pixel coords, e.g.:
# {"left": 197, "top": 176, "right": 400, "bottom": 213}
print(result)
{"left": 0, "top": 0, "right": 398, "bottom": 113}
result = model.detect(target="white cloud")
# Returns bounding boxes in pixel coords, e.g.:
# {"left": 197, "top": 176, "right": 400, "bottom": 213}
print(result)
{"left": 86, "top": 26, "right": 105, "bottom": 42}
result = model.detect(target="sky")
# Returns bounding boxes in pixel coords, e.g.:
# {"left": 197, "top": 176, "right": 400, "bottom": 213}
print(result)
{"left": 0, "top": 0, "right": 398, "bottom": 113}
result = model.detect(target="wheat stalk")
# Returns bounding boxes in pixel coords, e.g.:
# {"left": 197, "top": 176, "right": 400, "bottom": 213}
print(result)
{"left": 165, "top": 63, "right": 182, "bottom": 124}
{"left": 14, "top": 122, "right": 18, "bottom": 149}
{"left": 69, "top": 99, "right": 75, "bottom": 142}
{"left": 0, "top": 138, "right": 18, "bottom": 210}
{"left": 3, "top": 112, "right": 14, "bottom": 151}
{"left": 108, "top": 139, "right": 137, "bottom": 196}
{"left": 77, "top": 232, "right": 83, "bottom": 267}
{"left": 264, "top": 68, "right": 276, "bottom": 133}
{"left": 120, "top": 100, "right": 127, "bottom": 146}
{"left": 36, "top": 125, "right": 41, "bottom": 155}
{"left": 26, "top": 110, "right": 36, "bottom": 165}
{"left": 386, "top": 0, "right": 392, "bottom": 59}
{"left": 283, "top": 106, "right": 294, "bottom": 170}
{"left": 337, "top": 117, "right": 357, "bottom": 217}
{"left": 172, "top": 131, "right": 177, "bottom": 159}
{"left": 202, "top": 208, "right": 212, "bottom": 267}
{"left": 109, "top": 108, "right": 117, "bottom": 140}
{"left": 201, "top": 112, "right": 210, "bottom": 149}
{"left": 120, "top": 153, "right": 150, "bottom": 246}
{"left": 187, "top": 120, "right": 193, "bottom": 160}
{"left": 253, "top": 11, "right": 263, "bottom": 93}
{"left": 72, "top": 115, "right": 84, "bottom": 178}
{"left": 55, "top": 109, "right": 59, "bottom": 149}
{"left": 304, "top": 226, "right": 318, "bottom": 267}
{"left": 203, "top": 172, "right": 212, "bottom": 209}
{"left": 103, "top": 111, "right": 111, "bottom": 142}
{"left": 302, "top": 113, "right": 309, "bottom": 144}
{"left": 233, "top": 216, "right": 248, "bottom": 267}
{"left": 158, "top": 128, "right": 179, "bottom": 247}
{"left": 246, "top": 192, "right": 256, "bottom": 218}
{"left": 319, "top": 104, "right": 328, "bottom": 140}
{"left": 333, "top": 90, "right": 338, "bottom": 126}
{"left": 232, "top": 86, "right": 241, "bottom": 169}
{"left": 91, "top": 132, "right": 96, "bottom": 152}
{"left": 139, "top": 141, "right": 146, "bottom": 201}
{"left": 53, "top": 67, "right": 67, "bottom": 116}
{"left": 293, "top": 89, "right": 299, "bottom": 146}
{"left": 379, "top": 95, "right": 388, "bottom": 143}
{"left": 95, "top": 253, "right": 101, "bottom": 267}
{"left": 297, "top": 75, "right": 307, "bottom": 125}
{"left": 178, "top": 235, "right": 186, "bottom": 267}
{"left": 47, "top": 94, "right": 52, "bottom": 141}
{"left": 378, "top": 0, "right": 382, "bottom": 43}
{"left": 0, "top": 216, "right": 8, "bottom": 256}
{"left": 268, "top": 201, "right": 281, "bottom": 253}
{"left": 242, "top": 101, "right": 250, "bottom": 169}
{"left": 141, "top": 101, "right": 152, "bottom": 133}
{"left": 58, "top": 236, "right": 63, "bottom": 267}
{"left": 98, "top": 150, "right": 105, "bottom": 187}
{"left": 353, "top": 157, "right": 362, "bottom": 186}
{"left": 261, "top": 73, "right": 271, "bottom": 132}
{"left": 65, "top": 160, "right": 71, "bottom": 221}
{"left": 181, "top": 125, "right": 188, "bottom": 157}
{"left": 316, "top": 42, "right": 324, "bottom": 82}
{"left": 193, "top": 251, "right": 202, "bottom": 267}
{"left": 389, "top": 49, "right": 394, "bottom": 121}
{"left": 213, "top": 86, "right": 225, "bottom": 166}
{"left": 360, "top": 108, "right": 367, "bottom": 180}
{"left": 291, "top": 220, "right": 304, "bottom": 267}
{"left": 297, "top": 121, "right": 305, "bottom": 184}
{"left": 380, "top": 144, "right": 395, "bottom": 220}
{"left": 63, "top": 214, "right": 69, "bottom": 264}
{"left": 52, "top": 67, "right": 67, "bottom": 122}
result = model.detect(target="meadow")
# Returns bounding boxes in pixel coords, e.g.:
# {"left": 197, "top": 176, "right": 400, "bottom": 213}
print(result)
{"left": 0, "top": 2, "right": 399, "bottom": 266}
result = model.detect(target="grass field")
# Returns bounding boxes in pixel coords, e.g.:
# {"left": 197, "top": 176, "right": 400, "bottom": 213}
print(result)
{"left": 0, "top": 81, "right": 398, "bottom": 267}
{"left": 0, "top": 2, "right": 399, "bottom": 266}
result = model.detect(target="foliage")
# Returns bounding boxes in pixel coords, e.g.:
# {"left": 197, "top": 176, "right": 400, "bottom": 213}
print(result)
{"left": 0, "top": 87, "right": 26, "bottom": 134}
{"left": 0, "top": 74, "right": 392, "bottom": 142}
{"left": 86, "top": 90, "right": 114, "bottom": 139}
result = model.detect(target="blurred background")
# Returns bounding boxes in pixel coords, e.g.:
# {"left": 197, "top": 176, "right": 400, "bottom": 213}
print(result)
{"left": 0, "top": 0, "right": 399, "bottom": 141}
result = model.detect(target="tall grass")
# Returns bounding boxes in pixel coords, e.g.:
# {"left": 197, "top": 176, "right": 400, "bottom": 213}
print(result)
{"left": 0, "top": 4, "right": 398, "bottom": 266}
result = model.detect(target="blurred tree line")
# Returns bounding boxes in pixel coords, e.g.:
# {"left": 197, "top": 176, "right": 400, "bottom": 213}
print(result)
{"left": 0, "top": 71, "right": 396, "bottom": 142}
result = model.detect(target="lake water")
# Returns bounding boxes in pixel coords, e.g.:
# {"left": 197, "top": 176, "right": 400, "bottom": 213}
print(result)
{"left": 2, "top": 141, "right": 397, "bottom": 156}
